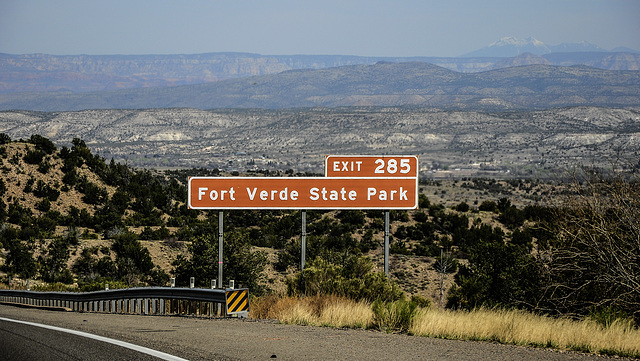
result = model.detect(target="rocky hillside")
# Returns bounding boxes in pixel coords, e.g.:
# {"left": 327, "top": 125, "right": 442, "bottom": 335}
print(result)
{"left": 0, "top": 141, "right": 112, "bottom": 218}
{"left": 1, "top": 106, "right": 639, "bottom": 177}
{"left": 0, "top": 135, "right": 189, "bottom": 287}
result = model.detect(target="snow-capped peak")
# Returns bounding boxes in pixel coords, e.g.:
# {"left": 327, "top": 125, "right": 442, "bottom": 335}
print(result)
{"left": 528, "top": 37, "right": 546, "bottom": 47}
{"left": 490, "top": 36, "right": 544, "bottom": 47}
{"left": 463, "top": 37, "right": 551, "bottom": 57}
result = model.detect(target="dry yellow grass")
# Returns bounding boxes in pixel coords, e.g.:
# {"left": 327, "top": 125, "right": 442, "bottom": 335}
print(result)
{"left": 251, "top": 295, "right": 373, "bottom": 329}
{"left": 410, "top": 307, "right": 640, "bottom": 357}
{"left": 251, "top": 296, "right": 640, "bottom": 358}
{"left": 317, "top": 298, "right": 373, "bottom": 329}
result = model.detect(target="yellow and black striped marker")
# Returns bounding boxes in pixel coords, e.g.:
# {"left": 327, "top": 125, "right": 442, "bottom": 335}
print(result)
{"left": 225, "top": 288, "right": 250, "bottom": 315}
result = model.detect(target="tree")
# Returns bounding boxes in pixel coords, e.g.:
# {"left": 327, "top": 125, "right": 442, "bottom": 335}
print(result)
{"left": 172, "top": 230, "right": 268, "bottom": 293}
{"left": 111, "top": 232, "right": 154, "bottom": 285}
{"left": 0, "top": 133, "right": 11, "bottom": 145}
{"left": 72, "top": 246, "right": 116, "bottom": 282}
{"left": 540, "top": 166, "right": 640, "bottom": 322}
{"left": 23, "top": 149, "right": 46, "bottom": 165}
{"left": 455, "top": 201, "right": 470, "bottom": 212}
{"left": 1, "top": 238, "right": 37, "bottom": 279}
{"left": 39, "top": 237, "right": 73, "bottom": 283}
{"left": 434, "top": 250, "right": 457, "bottom": 307}
{"left": 447, "top": 237, "right": 541, "bottom": 311}
{"left": 29, "top": 134, "right": 56, "bottom": 154}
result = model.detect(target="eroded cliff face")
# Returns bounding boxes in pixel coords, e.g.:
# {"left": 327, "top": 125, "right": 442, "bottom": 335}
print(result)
{"left": 0, "top": 53, "right": 296, "bottom": 93}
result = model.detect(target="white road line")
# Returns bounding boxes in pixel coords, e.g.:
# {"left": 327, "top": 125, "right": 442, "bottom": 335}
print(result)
{"left": 0, "top": 317, "right": 189, "bottom": 361}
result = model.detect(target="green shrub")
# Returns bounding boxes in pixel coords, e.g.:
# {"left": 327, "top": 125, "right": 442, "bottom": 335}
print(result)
{"left": 286, "top": 257, "right": 405, "bottom": 303}
{"left": 410, "top": 294, "right": 431, "bottom": 308}
{"left": 23, "top": 149, "right": 46, "bottom": 164}
{"left": 32, "top": 282, "right": 77, "bottom": 292}
{"left": 589, "top": 306, "right": 633, "bottom": 328}
{"left": 36, "top": 198, "right": 51, "bottom": 212}
{"left": 372, "top": 298, "right": 419, "bottom": 333}
{"left": 78, "top": 280, "right": 128, "bottom": 292}
{"left": 390, "top": 240, "right": 412, "bottom": 255}
{"left": 76, "top": 177, "right": 108, "bottom": 205}
{"left": 455, "top": 201, "right": 470, "bottom": 212}
{"left": 37, "top": 160, "right": 52, "bottom": 174}
{"left": 479, "top": 200, "right": 498, "bottom": 212}
{"left": 0, "top": 133, "right": 11, "bottom": 145}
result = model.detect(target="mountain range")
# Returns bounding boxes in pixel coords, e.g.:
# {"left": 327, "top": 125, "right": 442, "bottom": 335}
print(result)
{"left": 1, "top": 37, "right": 638, "bottom": 111}
{"left": 1, "top": 61, "right": 638, "bottom": 111}
{"left": 1, "top": 37, "right": 639, "bottom": 97}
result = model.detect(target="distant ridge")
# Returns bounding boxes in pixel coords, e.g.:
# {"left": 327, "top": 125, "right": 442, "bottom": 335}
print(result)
{"left": 0, "top": 62, "right": 638, "bottom": 111}
{"left": 1, "top": 48, "right": 640, "bottom": 95}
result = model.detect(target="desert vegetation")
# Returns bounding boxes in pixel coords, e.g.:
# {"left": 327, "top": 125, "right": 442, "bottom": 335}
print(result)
{"left": 251, "top": 295, "right": 640, "bottom": 357}
{"left": 1, "top": 133, "right": 639, "bottom": 358}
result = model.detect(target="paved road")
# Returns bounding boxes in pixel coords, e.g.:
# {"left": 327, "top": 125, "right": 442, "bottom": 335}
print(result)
{"left": 0, "top": 317, "right": 170, "bottom": 360}
{"left": 0, "top": 304, "right": 623, "bottom": 361}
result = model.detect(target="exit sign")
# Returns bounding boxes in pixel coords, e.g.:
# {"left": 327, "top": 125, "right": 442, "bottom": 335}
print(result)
{"left": 325, "top": 155, "right": 418, "bottom": 178}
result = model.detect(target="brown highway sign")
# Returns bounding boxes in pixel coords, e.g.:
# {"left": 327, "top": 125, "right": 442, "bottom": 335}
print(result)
{"left": 188, "top": 177, "right": 418, "bottom": 210}
{"left": 325, "top": 155, "right": 418, "bottom": 178}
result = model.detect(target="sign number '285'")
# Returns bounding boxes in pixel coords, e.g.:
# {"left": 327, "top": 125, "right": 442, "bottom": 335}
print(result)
{"left": 325, "top": 155, "right": 418, "bottom": 178}
{"left": 374, "top": 158, "right": 411, "bottom": 175}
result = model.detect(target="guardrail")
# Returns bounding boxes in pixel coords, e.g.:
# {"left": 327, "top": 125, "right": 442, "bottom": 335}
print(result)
{"left": 0, "top": 287, "right": 249, "bottom": 317}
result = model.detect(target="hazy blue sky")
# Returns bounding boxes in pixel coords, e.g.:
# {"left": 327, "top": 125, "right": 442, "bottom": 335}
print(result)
{"left": 1, "top": 0, "right": 638, "bottom": 57}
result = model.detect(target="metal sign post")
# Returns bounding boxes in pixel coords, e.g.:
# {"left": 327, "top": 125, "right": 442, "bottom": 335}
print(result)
{"left": 384, "top": 210, "right": 390, "bottom": 276}
{"left": 301, "top": 210, "right": 307, "bottom": 270}
{"left": 218, "top": 211, "right": 224, "bottom": 289}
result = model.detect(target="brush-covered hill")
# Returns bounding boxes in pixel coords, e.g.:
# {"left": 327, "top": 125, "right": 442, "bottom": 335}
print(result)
{"left": 0, "top": 135, "right": 184, "bottom": 228}
{"left": 0, "top": 133, "right": 540, "bottom": 299}
{"left": 0, "top": 134, "right": 191, "bottom": 288}
{"left": 0, "top": 137, "right": 114, "bottom": 220}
